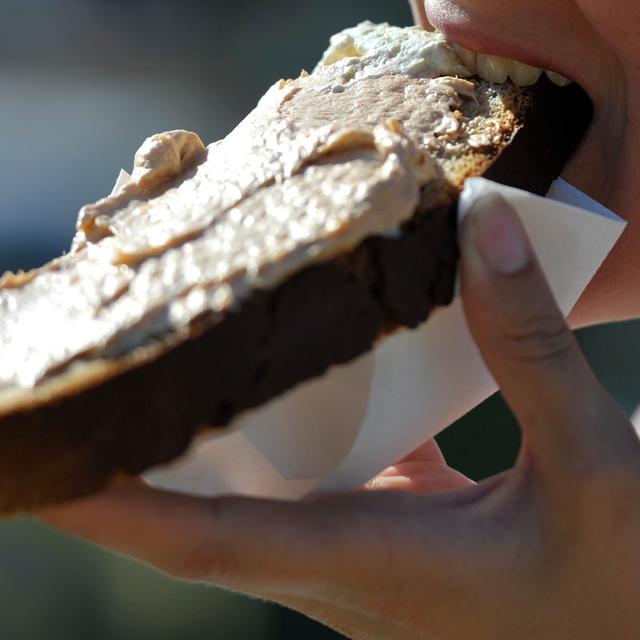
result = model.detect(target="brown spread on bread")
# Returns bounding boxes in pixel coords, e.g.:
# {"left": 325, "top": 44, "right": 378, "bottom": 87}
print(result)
{"left": 0, "top": 22, "right": 511, "bottom": 395}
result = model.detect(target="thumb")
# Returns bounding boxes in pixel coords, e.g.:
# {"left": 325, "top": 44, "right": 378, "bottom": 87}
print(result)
{"left": 459, "top": 194, "right": 634, "bottom": 471}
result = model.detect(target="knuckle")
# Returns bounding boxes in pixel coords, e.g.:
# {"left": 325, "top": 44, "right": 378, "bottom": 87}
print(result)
{"left": 503, "top": 313, "right": 574, "bottom": 363}
{"left": 171, "top": 500, "right": 241, "bottom": 584}
{"left": 174, "top": 538, "right": 240, "bottom": 584}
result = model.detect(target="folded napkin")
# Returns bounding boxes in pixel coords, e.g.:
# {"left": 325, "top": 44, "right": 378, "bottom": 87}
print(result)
{"left": 141, "top": 177, "right": 626, "bottom": 499}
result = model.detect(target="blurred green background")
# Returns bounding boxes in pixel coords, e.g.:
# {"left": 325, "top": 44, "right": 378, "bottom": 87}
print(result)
{"left": 1, "top": 1, "right": 638, "bottom": 638}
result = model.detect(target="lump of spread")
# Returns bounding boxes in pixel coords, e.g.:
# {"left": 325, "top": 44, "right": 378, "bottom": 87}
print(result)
{"left": 0, "top": 22, "right": 480, "bottom": 392}
{"left": 316, "top": 21, "right": 471, "bottom": 80}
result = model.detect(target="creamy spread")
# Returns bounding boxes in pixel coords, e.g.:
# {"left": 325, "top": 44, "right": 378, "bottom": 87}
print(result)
{"left": 316, "top": 21, "right": 471, "bottom": 80}
{"left": 0, "top": 22, "right": 487, "bottom": 392}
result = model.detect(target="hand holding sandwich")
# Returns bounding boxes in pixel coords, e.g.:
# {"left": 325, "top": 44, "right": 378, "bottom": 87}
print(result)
{"left": 40, "top": 195, "right": 640, "bottom": 639}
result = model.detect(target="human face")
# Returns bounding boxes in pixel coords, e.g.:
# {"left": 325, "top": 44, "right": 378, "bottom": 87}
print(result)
{"left": 413, "top": 0, "right": 640, "bottom": 325}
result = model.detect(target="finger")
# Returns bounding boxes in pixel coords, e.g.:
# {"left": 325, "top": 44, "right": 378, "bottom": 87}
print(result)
{"left": 38, "top": 479, "right": 338, "bottom": 592}
{"left": 459, "top": 194, "right": 638, "bottom": 470}
{"left": 397, "top": 438, "right": 446, "bottom": 465}
{"left": 409, "top": 1, "right": 432, "bottom": 29}
{"left": 37, "top": 479, "right": 439, "bottom": 597}
{"left": 369, "top": 461, "right": 475, "bottom": 494}
{"left": 367, "top": 440, "right": 473, "bottom": 493}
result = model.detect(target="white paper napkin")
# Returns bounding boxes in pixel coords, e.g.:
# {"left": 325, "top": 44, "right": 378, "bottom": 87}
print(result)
{"left": 134, "top": 176, "right": 625, "bottom": 499}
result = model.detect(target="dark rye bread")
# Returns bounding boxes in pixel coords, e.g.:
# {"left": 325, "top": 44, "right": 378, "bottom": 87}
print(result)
{"left": 0, "top": 76, "right": 592, "bottom": 515}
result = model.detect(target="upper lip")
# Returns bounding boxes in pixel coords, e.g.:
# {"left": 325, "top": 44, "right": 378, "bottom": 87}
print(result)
{"left": 425, "top": 12, "right": 575, "bottom": 82}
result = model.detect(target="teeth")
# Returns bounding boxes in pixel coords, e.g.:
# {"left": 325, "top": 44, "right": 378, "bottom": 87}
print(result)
{"left": 452, "top": 40, "right": 572, "bottom": 88}
{"left": 453, "top": 44, "right": 477, "bottom": 74}
{"left": 545, "top": 70, "right": 572, "bottom": 87}
{"left": 477, "top": 53, "right": 511, "bottom": 83}
{"left": 510, "top": 61, "right": 543, "bottom": 86}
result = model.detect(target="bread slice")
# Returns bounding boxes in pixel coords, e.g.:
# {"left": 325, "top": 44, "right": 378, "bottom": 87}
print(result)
{"left": 0, "top": 22, "right": 591, "bottom": 514}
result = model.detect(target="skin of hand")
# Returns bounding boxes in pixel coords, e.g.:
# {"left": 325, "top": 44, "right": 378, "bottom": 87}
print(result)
{"left": 411, "top": 0, "right": 640, "bottom": 327}
{"left": 39, "top": 195, "right": 640, "bottom": 639}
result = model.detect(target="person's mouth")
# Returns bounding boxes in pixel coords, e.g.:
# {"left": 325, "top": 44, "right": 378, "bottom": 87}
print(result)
{"left": 420, "top": 1, "right": 632, "bottom": 221}
{"left": 420, "top": 5, "right": 596, "bottom": 199}
{"left": 450, "top": 42, "right": 572, "bottom": 89}
{"left": 429, "top": 24, "right": 597, "bottom": 170}
{"left": 422, "top": 4, "right": 583, "bottom": 94}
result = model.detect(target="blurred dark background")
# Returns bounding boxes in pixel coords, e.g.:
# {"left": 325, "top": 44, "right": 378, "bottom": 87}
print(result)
{"left": 1, "top": 1, "right": 639, "bottom": 638}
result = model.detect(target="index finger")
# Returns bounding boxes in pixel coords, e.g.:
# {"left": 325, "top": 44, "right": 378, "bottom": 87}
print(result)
{"left": 37, "top": 478, "right": 440, "bottom": 597}
{"left": 38, "top": 478, "right": 337, "bottom": 591}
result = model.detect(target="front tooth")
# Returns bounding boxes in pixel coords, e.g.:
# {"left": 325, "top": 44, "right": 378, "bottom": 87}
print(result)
{"left": 510, "top": 61, "right": 542, "bottom": 86}
{"left": 546, "top": 70, "right": 572, "bottom": 87}
{"left": 477, "top": 54, "right": 511, "bottom": 83}
{"left": 453, "top": 43, "right": 477, "bottom": 74}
